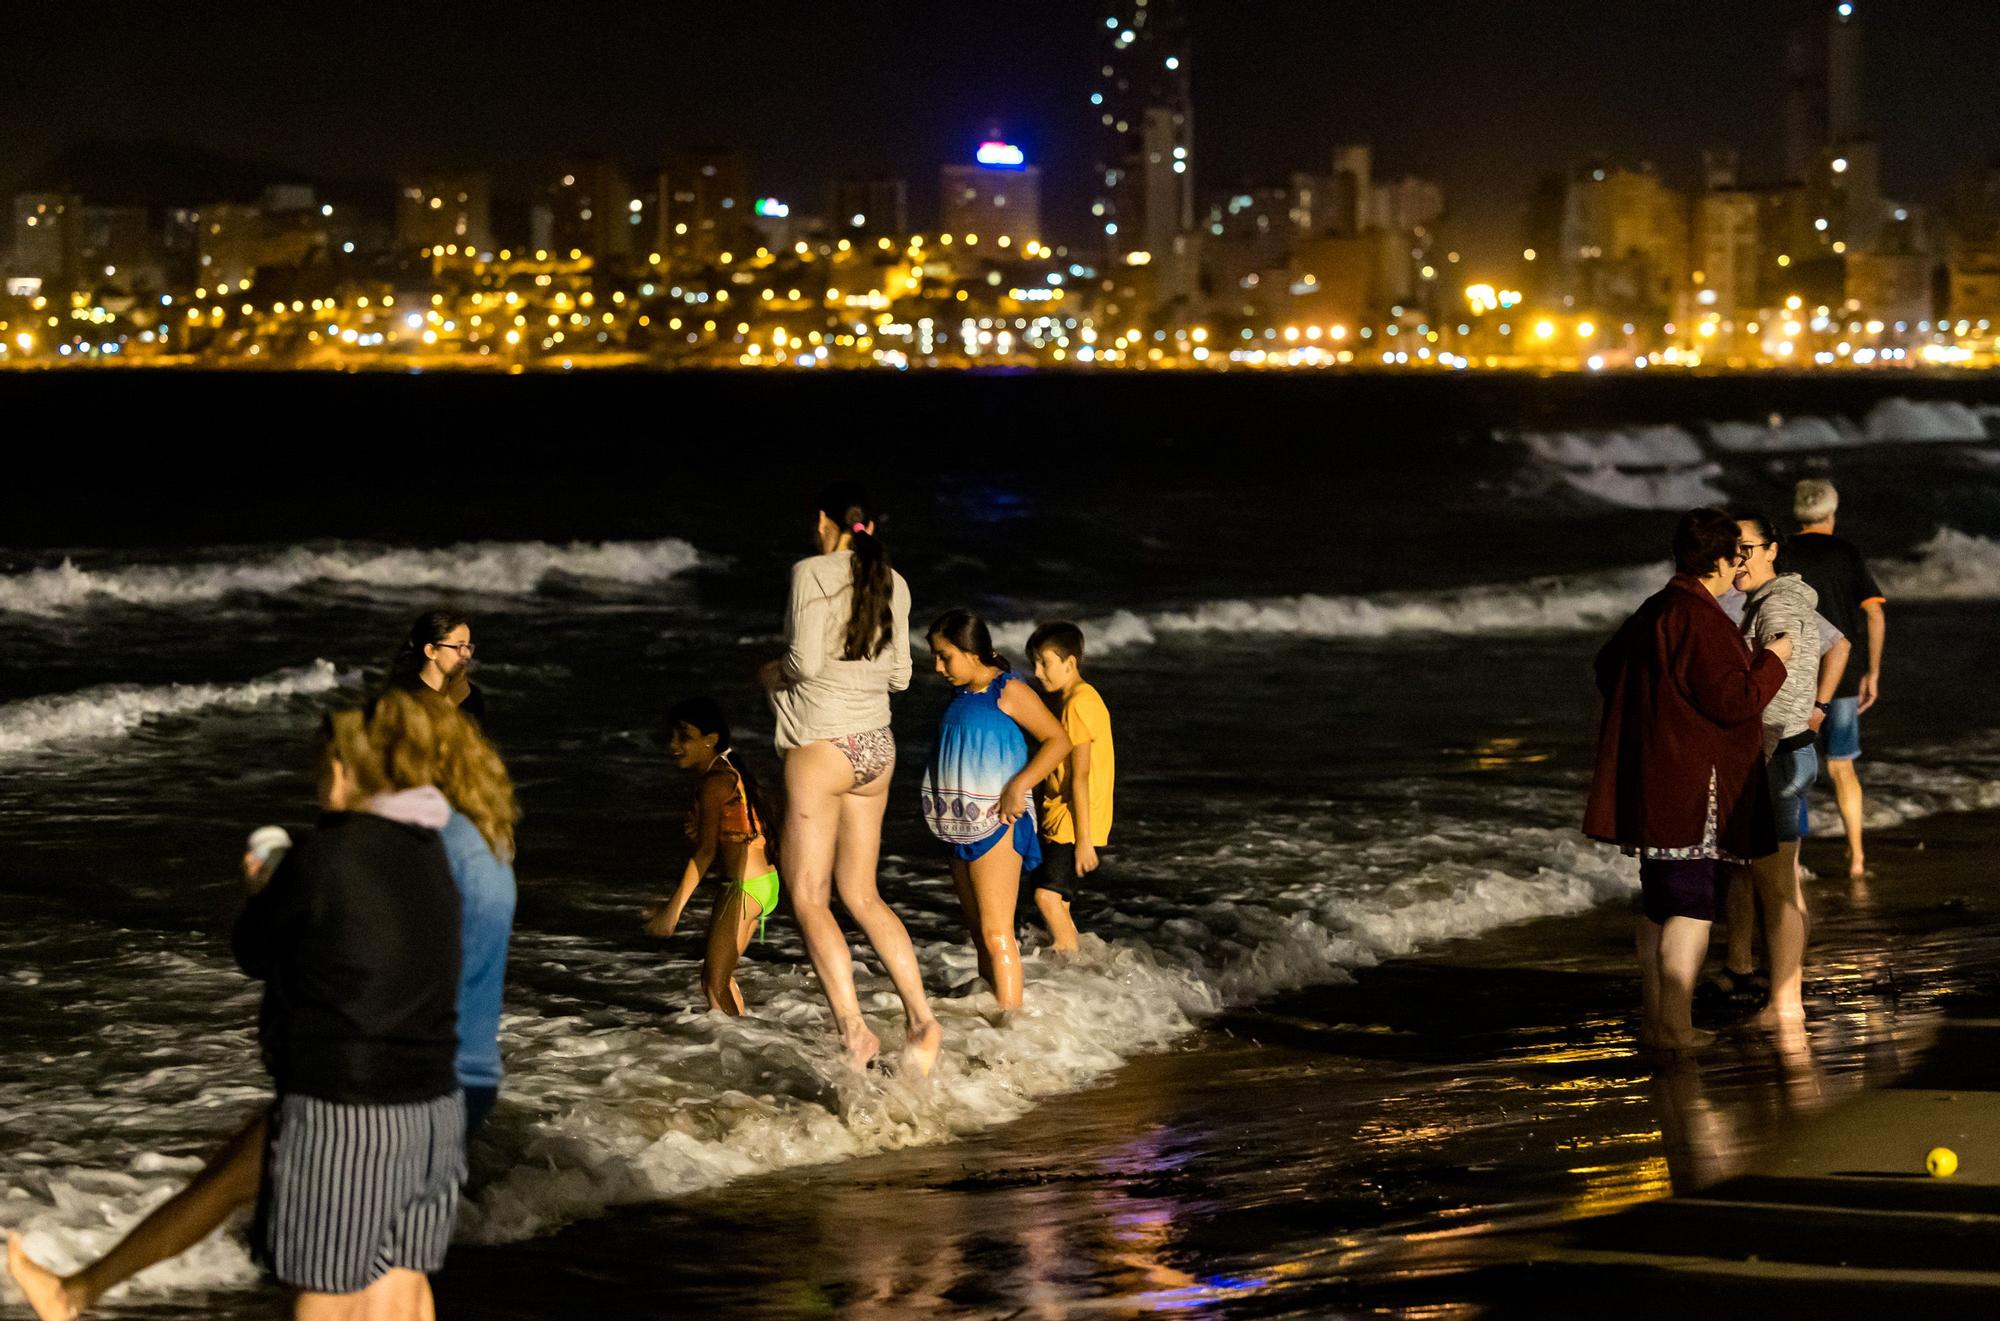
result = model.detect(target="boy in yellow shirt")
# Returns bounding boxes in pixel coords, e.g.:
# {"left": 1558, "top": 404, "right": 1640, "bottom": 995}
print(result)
{"left": 1026, "top": 622, "right": 1115, "bottom": 953}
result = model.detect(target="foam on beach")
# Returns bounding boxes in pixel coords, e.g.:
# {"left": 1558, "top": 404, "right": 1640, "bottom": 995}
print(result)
{"left": 7, "top": 729, "right": 2000, "bottom": 1300}
{"left": 0, "top": 538, "right": 703, "bottom": 616}
{"left": 1511, "top": 399, "right": 1994, "bottom": 512}
{"left": 993, "top": 528, "right": 2000, "bottom": 657}
{"left": 0, "top": 662, "right": 345, "bottom": 759}
{"left": 992, "top": 564, "right": 1667, "bottom": 655}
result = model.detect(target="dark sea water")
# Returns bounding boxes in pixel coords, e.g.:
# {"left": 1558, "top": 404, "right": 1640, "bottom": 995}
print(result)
{"left": 2, "top": 371, "right": 1998, "bottom": 1315}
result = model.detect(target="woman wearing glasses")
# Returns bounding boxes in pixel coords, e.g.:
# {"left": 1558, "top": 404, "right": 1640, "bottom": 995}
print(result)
{"left": 393, "top": 609, "right": 487, "bottom": 723}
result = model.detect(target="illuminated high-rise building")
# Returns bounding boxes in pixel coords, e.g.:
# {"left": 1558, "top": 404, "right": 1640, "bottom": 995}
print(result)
{"left": 1090, "top": 0, "right": 1193, "bottom": 261}
{"left": 940, "top": 140, "right": 1042, "bottom": 247}
{"left": 1784, "top": 2, "right": 1865, "bottom": 181}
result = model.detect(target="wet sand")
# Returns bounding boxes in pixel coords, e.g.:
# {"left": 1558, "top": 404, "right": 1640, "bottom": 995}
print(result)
{"left": 425, "top": 809, "right": 2000, "bottom": 1320}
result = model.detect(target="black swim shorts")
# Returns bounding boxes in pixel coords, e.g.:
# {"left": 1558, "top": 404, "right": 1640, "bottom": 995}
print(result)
{"left": 1638, "top": 857, "right": 1719, "bottom": 924}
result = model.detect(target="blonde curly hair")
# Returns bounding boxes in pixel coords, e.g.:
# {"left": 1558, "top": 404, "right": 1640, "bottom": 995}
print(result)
{"left": 364, "top": 688, "right": 520, "bottom": 861}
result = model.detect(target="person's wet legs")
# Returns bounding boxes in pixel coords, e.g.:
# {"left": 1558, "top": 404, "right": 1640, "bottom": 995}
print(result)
{"left": 1751, "top": 841, "right": 1808, "bottom": 1024}
{"left": 831, "top": 766, "right": 942, "bottom": 1073}
{"left": 1826, "top": 756, "right": 1866, "bottom": 877}
{"left": 1720, "top": 864, "right": 1758, "bottom": 981}
{"left": 783, "top": 742, "right": 879, "bottom": 1067}
{"left": 6, "top": 1110, "right": 268, "bottom": 1320}
{"left": 1033, "top": 887, "right": 1081, "bottom": 954}
{"left": 702, "top": 886, "right": 753, "bottom": 1015}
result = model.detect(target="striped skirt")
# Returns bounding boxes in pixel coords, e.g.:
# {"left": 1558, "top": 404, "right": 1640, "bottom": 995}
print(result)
{"left": 254, "top": 1091, "right": 466, "bottom": 1295}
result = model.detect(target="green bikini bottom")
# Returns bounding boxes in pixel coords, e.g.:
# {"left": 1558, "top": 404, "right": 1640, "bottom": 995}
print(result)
{"left": 737, "top": 868, "right": 781, "bottom": 942}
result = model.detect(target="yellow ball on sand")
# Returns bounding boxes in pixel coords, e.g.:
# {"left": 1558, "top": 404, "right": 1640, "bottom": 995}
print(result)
{"left": 1926, "top": 1147, "right": 1958, "bottom": 1178}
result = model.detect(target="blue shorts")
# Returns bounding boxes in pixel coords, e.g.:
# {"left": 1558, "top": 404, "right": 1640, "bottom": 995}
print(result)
{"left": 1769, "top": 742, "right": 1817, "bottom": 843}
{"left": 951, "top": 813, "right": 1042, "bottom": 873}
{"left": 1821, "top": 696, "right": 1861, "bottom": 761}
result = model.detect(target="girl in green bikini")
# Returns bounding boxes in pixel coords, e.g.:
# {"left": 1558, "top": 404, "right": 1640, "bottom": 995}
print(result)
{"left": 646, "top": 697, "right": 782, "bottom": 1015}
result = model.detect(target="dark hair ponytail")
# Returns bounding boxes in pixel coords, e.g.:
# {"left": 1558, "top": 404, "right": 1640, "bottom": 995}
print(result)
{"left": 666, "top": 696, "right": 780, "bottom": 849}
{"left": 818, "top": 481, "right": 894, "bottom": 661}
{"left": 927, "top": 608, "right": 1009, "bottom": 673}
{"left": 391, "top": 608, "right": 471, "bottom": 686}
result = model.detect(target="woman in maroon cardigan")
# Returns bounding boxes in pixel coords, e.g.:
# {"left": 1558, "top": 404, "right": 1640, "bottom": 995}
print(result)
{"left": 1585, "top": 508, "right": 1792, "bottom": 1050}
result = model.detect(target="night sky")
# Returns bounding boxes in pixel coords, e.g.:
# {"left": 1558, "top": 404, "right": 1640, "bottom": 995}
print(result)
{"left": 7, "top": 1, "right": 1997, "bottom": 262}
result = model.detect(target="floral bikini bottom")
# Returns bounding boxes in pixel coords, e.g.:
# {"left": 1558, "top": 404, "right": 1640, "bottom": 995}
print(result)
{"left": 827, "top": 725, "right": 895, "bottom": 787}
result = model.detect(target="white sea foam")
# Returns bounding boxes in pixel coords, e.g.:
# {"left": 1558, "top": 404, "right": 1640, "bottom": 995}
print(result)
{"left": 1519, "top": 425, "right": 1706, "bottom": 469}
{"left": 0, "top": 538, "right": 703, "bottom": 615}
{"left": 1876, "top": 529, "right": 2000, "bottom": 602}
{"left": 8, "top": 727, "right": 2000, "bottom": 1300}
{"left": 1708, "top": 413, "right": 1858, "bottom": 452}
{"left": 1864, "top": 397, "right": 1989, "bottom": 443}
{"left": 1556, "top": 462, "right": 1729, "bottom": 510}
{"left": 0, "top": 662, "right": 344, "bottom": 758}
{"left": 994, "top": 565, "right": 1664, "bottom": 656}
{"left": 1709, "top": 398, "right": 1992, "bottom": 451}
{"left": 993, "top": 527, "right": 2000, "bottom": 660}
{"left": 455, "top": 813, "right": 1640, "bottom": 1246}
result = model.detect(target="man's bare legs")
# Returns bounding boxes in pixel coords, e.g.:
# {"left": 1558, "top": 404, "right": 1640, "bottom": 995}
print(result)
{"left": 783, "top": 740, "right": 941, "bottom": 1074}
{"left": 6, "top": 1112, "right": 267, "bottom": 1320}
{"left": 1826, "top": 756, "right": 1866, "bottom": 877}
{"left": 1750, "top": 841, "right": 1808, "bottom": 1025}
{"left": 293, "top": 1267, "right": 431, "bottom": 1321}
{"left": 947, "top": 833, "right": 1025, "bottom": 1012}
{"left": 1637, "top": 915, "right": 1715, "bottom": 1051}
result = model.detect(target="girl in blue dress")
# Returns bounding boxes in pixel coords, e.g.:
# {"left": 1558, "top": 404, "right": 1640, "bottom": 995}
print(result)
{"left": 921, "top": 610, "right": 1072, "bottom": 1013}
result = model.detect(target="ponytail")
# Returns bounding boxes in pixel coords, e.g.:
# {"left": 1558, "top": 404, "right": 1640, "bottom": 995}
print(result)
{"left": 817, "top": 482, "right": 894, "bottom": 661}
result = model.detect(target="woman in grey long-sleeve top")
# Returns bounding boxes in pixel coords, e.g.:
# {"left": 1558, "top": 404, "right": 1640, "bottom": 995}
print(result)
{"left": 763, "top": 483, "right": 942, "bottom": 1074}
{"left": 1722, "top": 511, "right": 1824, "bottom": 1026}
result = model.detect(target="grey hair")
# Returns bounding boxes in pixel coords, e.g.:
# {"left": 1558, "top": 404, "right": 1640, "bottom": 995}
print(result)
{"left": 1794, "top": 478, "right": 1839, "bottom": 524}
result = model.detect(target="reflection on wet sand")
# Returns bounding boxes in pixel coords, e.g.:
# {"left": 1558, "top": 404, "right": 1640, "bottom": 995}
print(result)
{"left": 434, "top": 821, "right": 1997, "bottom": 1319}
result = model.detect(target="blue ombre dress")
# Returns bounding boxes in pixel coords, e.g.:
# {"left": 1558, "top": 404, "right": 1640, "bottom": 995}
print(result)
{"left": 921, "top": 672, "right": 1042, "bottom": 870}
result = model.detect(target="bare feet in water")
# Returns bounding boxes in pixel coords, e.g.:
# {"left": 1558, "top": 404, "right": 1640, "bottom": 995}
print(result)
{"left": 903, "top": 1018, "right": 943, "bottom": 1077}
{"left": 1640, "top": 1026, "right": 1716, "bottom": 1053}
{"left": 7, "top": 1233, "right": 80, "bottom": 1321}
{"left": 1749, "top": 1004, "right": 1807, "bottom": 1029}
{"left": 838, "top": 1017, "right": 882, "bottom": 1071}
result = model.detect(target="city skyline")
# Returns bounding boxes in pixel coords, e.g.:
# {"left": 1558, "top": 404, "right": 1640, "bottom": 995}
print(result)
{"left": 5, "top": 1, "right": 1998, "bottom": 261}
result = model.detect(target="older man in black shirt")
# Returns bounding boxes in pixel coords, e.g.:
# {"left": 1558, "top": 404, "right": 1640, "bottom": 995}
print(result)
{"left": 1776, "top": 478, "right": 1886, "bottom": 878}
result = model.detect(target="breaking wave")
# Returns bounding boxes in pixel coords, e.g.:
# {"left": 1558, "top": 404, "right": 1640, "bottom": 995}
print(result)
{"left": 0, "top": 662, "right": 345, "bottom": 758}
{"left": 0, "top": 538, "right": 703, "bottom": 616}
{"left": 995, "top": 529, "right": 2000, "bottom": 657}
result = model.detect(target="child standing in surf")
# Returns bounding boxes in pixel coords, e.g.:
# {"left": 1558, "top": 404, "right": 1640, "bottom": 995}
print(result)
{"left": 920, "top": 610, "right": 1071, "bottom": 1014}
{"left": 646, "top": 698, "right": 781, "bottom": 1015}
{"left": 1025, "top": 621, "right": 1116, "bottom": 954}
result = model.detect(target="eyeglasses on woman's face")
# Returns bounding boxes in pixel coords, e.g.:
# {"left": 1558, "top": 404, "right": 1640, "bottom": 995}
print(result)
{"left": 1734, "top": 541, "right": 1773, "bottom": 562}
{"left": 432, "top": 641, "right": 476, "bottom": 656}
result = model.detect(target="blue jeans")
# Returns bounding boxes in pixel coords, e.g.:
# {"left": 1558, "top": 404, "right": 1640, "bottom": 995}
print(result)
{"left": 1770, "top": 742, "right": 1818, "bottom": 843}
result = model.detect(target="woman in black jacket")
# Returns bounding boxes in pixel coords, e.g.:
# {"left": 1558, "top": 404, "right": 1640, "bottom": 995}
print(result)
{"left": 9, "top": 694, "right": 470, "bottom": 1321}
{"left": 233, "top": 698, "right": 464, "bottom": 1319}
